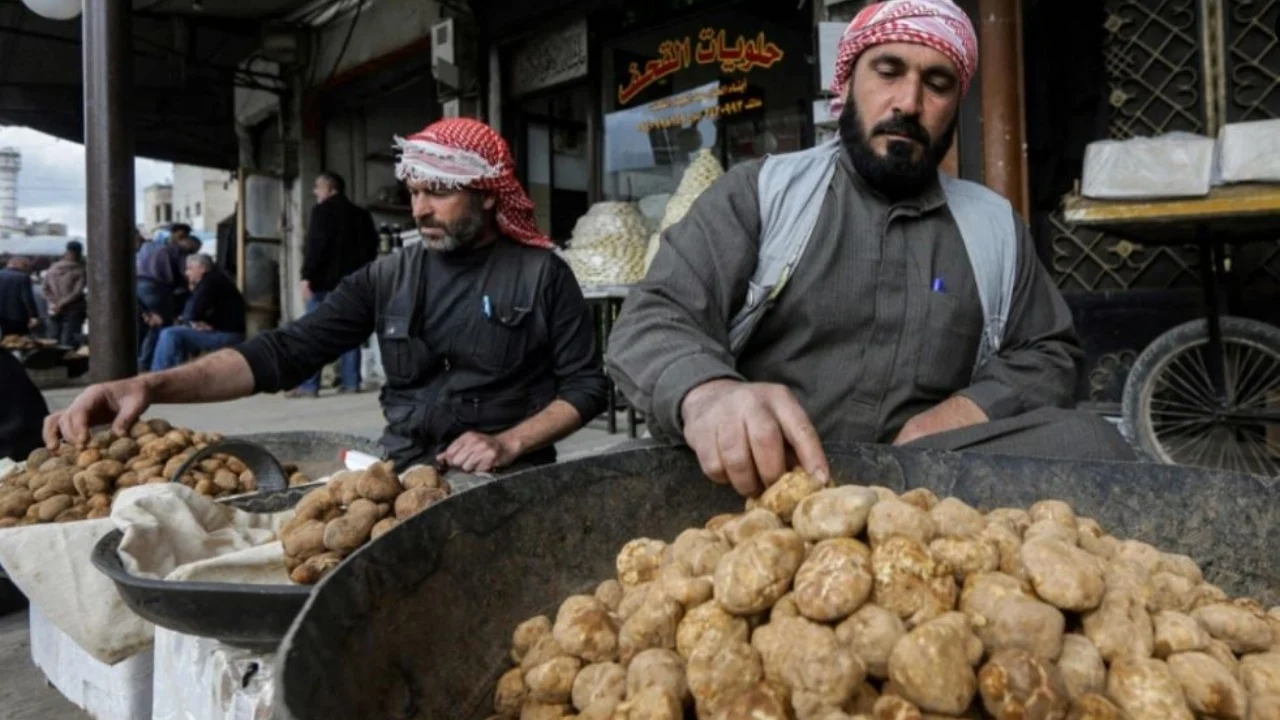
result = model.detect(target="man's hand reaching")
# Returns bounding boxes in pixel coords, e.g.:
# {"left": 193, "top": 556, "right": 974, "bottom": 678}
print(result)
{"left": 44, "top": 376, "right": 153, "bottom": 448}
{"left": 681, "top": 379, "right": 829, "bottom": 497}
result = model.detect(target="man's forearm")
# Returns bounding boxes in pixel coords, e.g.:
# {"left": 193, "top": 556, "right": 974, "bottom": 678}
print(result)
{"left": 142, "top": 348, "right": 256, "bottom": 404}
{"left": 496, "top": 399, "right": 583, "bottom": 458}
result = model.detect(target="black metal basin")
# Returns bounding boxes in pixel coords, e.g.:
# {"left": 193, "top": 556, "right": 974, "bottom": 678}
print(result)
{"left": 88, "top": 431, "right": 382, "bottom": 651}
{"left": 273, "top": 442, "right": 1280, "bottom": 720}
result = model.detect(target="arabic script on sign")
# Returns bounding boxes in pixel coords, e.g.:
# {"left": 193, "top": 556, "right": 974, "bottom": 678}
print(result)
{"left": 637, "top": 97, "right": 765, "bottom": 133}
{"left": 617, "top": 28, "right": 785, "bottom": 106}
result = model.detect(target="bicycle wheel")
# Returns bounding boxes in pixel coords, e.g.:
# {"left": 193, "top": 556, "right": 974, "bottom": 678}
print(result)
{"left": 1121, "top": 316, "right": 1280, "bottom": 475}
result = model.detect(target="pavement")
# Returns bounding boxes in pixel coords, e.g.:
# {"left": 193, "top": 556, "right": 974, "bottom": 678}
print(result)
{"left": 1, "top": 385, "right": 638, "bottom": 719}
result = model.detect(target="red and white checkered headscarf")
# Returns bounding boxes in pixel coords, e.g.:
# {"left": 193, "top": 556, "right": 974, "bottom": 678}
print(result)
{"left": 831, "top": 0, "right": 978, "bottom": 114}
{"left": 394, "top": 118, "right": 553, "bottom": 249}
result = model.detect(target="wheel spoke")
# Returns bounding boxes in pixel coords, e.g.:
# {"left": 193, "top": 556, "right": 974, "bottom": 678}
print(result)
{"left": 1231, "top": 344, "right": 1264, "bottom": 403}
{"left": 1186, "top": 348, "right": 1224, "bottom": 404}
{"left": 1156, "top": 357, "right": 1218, "bottom": 409}
{"left": 1236, "top": 360, "right": 1280, "bottom": 409}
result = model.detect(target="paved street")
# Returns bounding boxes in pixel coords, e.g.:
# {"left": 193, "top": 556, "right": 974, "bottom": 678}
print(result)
{"left": 1, "top": 386, "right": 635, "bottom": 719}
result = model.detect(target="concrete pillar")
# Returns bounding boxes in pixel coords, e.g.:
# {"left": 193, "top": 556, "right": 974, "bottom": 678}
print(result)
{"left": 978, "top": 0, "right": 1029, "bottom": 218}
{"left": 83, "top": 0, "right": 137, "bottom": 380}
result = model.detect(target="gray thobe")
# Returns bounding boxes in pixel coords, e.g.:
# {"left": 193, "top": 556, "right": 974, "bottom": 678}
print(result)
{"left": 606, "top": 151, "right": 1133, "bottom": 462}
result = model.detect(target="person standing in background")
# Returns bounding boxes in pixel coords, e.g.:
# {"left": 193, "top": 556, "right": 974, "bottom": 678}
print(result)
{"left": 286, "top": 171, "right": 379, "bottom": 398}
{"left": 0, "top": 257, "right": 38, "bottom": 337}
{"left": 42, "top": 241, "right": 88, "bottom": 348}
{"left": 136, "top": 224, "right": 201, "bottom": 370}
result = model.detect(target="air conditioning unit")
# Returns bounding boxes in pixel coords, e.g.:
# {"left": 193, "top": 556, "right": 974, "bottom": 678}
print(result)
{"left": 431, "top": 17, "right": 473, "bottom": 90}
{"left": 431, "top": 19, "right": 455, "bottom": 68}
{"left": 442, "top": 98, "right": 461, "bottom": 118}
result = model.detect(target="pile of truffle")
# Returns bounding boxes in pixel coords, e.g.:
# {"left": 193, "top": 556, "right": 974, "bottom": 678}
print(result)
{"left": 495, "top": 470, "right": 1280, "bottom": 719}
{"left": 279, "top": 462, "right": 449, "bottom": 585}
{"left": 0, "top": 419, "right": 310, "bottom": 525}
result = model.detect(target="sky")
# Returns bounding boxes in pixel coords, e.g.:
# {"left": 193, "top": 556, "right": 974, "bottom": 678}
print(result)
{"left": 0, "top": 125, "right": 174, "bottom": 237}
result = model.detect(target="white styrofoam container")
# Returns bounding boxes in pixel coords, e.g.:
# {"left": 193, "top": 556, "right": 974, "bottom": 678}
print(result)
{"left": 28, "top": 605, "right": 154, "bottom": 720}
{"left": 1218, "top": 118, "right": 1280, "bottom": 183}
{"left": 151, "top": 627, "right": 275, "bottom": 720}
{"left": 1082, "top": 133, "right": 1217, "bottom": 199}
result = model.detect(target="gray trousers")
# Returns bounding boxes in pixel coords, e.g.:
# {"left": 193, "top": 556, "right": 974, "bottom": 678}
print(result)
{"left": 607, "top": 408, "right": 1136, "bottom": 464}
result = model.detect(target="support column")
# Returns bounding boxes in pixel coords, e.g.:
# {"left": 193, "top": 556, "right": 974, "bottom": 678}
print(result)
{"left": 84, "top": 0, "right": 136, "bottom": 381}
{"left": 977, "top": 0, "right": 1029, "bottom": 218}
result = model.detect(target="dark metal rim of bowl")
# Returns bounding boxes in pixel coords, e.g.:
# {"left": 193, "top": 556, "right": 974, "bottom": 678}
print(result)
{"left": 269, "top": 442, "right": 1280, "bottom": 720}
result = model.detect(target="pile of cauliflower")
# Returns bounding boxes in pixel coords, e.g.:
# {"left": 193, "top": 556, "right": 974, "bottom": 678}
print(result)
{"left": 493, "top": 470, "right": 1280, "bottom": 720}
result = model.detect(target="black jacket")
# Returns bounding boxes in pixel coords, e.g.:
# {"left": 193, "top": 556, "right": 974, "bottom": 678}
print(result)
{"left": 237, "top": 238, "right": 609, "bottom": 469}
{"left": 183, "top": 269, "right": 246, "bottom": 334}
{"left": 0, "top": 268, "right": 37, "bottom": 335}
{"left": 0, "top": 350, "right": 48, "bottom": 461}
{"left": 301, "top": 195, "right": 379, "bottom": 293}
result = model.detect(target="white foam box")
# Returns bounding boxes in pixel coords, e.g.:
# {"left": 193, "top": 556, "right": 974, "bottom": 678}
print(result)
{"left": 151, "top": 626, "right": 276, "bottom": 720}
{"left": 1218, "top": 118, "right": 1280, "bottom": 183}
{"left": 1082, "top": 133, "right": 1216, "bottom": 199}
{"left": 28, "top": 605, "right": 154, "bottom": 720}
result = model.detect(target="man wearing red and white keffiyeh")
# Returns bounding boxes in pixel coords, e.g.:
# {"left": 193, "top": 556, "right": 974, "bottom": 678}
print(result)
{"left": 394, "top": 118, "right": 554, "bottom": 251}
{"left": 48, "top": 117, "right": 609, "bottom": 477}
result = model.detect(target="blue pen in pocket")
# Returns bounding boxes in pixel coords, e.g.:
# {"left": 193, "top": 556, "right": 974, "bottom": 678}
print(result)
{"left": 483, "top": 295, "right": 493, "bottom": 318}
{"left": 931, "top": 277, "right": 947, "bottom": 293}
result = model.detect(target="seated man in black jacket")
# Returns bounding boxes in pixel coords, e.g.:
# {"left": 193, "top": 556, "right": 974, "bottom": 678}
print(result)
{"left": 44, "top": 119, "right": 609, "bottom": 474}
{"left": 150, "top": 254, "right": 246, "bottom": 371}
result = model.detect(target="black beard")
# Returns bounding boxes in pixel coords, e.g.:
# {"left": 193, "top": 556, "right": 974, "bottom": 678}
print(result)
{"left": 417, "top": 195, "right": 487, "bottom": 253}
{"left": 838, "top": 98, "right": 957, "bottom": 201}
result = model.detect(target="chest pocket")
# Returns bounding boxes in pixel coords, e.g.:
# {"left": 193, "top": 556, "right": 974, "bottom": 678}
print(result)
{"left": 471, "top": 304, "right": 536, "bottom": 373}
{"left": 467, "top": 243, "right": 551, "bottom": 374}
{"left": 915, "top": 290, "right": 983, "bottom": 394}
{"left": 377, "top": 313, "right": 437, "bottom": 388}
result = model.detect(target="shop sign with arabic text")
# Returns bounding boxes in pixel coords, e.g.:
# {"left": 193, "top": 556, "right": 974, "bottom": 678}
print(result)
{"left": 617, "top": 28, "right": 784, "bottom": 106}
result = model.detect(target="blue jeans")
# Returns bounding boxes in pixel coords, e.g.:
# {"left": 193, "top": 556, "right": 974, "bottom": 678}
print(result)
{"left": 298, "top": 292, "right": 361, "bottom": 392}
{"left": 150, "top": 327, "right": 244, "bottom": 372}
{"left": 137, "top": 280, "right": 176, "bottom": 371}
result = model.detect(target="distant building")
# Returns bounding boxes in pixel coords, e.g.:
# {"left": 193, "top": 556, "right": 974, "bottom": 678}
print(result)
{"left": 0, "top": 146, "right": 70, "bottom": 239}
{"left": 23, "top": 219, "right": 67, "bottom": 236}
{"left": 0, "top": 147, "right": 18, "bottom": 236}
{"left": 173, "top": 165, "right": 236, "bottom": 233}
{"left": 142, "top": 183, "right": 174, "bottom": 236}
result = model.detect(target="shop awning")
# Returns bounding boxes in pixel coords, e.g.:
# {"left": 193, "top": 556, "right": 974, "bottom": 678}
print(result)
{"left": 0, "top": 0, "right": 324, "bottom": 168}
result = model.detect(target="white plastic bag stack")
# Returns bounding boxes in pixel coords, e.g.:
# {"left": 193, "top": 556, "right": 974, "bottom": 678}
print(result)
{"left": 1082, "top": 132, "right": 1217, "bottom": 199}
{"left": 1218, "top": 118, "right": 1280, "bottom": 184}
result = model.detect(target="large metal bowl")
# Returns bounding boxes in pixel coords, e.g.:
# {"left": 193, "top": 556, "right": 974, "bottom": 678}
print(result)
{"left": 274, "top": 443, "right": 1280, "bottom": 720}
{"left": 89, "top": 431, "right": 381, "bottom": 651}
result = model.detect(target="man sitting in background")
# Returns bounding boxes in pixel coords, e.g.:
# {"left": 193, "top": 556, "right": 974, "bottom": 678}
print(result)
{"left": 286, "top": 171, "right": 379, "bottom": 398}
{"left": 136, "top": 224, "right": 201, "bottom": 369}
{"left": 42, "top": 241, "right": 87, "bottom": 348}
{"left": 150, "top": 254, "right": 246, "bottom": 371}
{"left": 0, "top": 257, "right": 38, "bottom": 337}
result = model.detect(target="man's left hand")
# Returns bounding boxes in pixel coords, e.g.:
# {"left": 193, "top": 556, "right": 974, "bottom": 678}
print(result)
{"left": 437, "top": 431, "right": 520, "bottom": 473}
{"left": 191, "top": 321, "right": 213, "bottom": 332}
{"left": 893, "top": 395, "right": 989, "bottom": 446}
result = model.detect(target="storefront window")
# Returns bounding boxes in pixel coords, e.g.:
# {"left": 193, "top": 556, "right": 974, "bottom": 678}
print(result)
{"left": 602, "top": 4, "right": 811, "bottom": 201}
{"left": 518, "top": 86, "right": 590, "bottom": 243}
